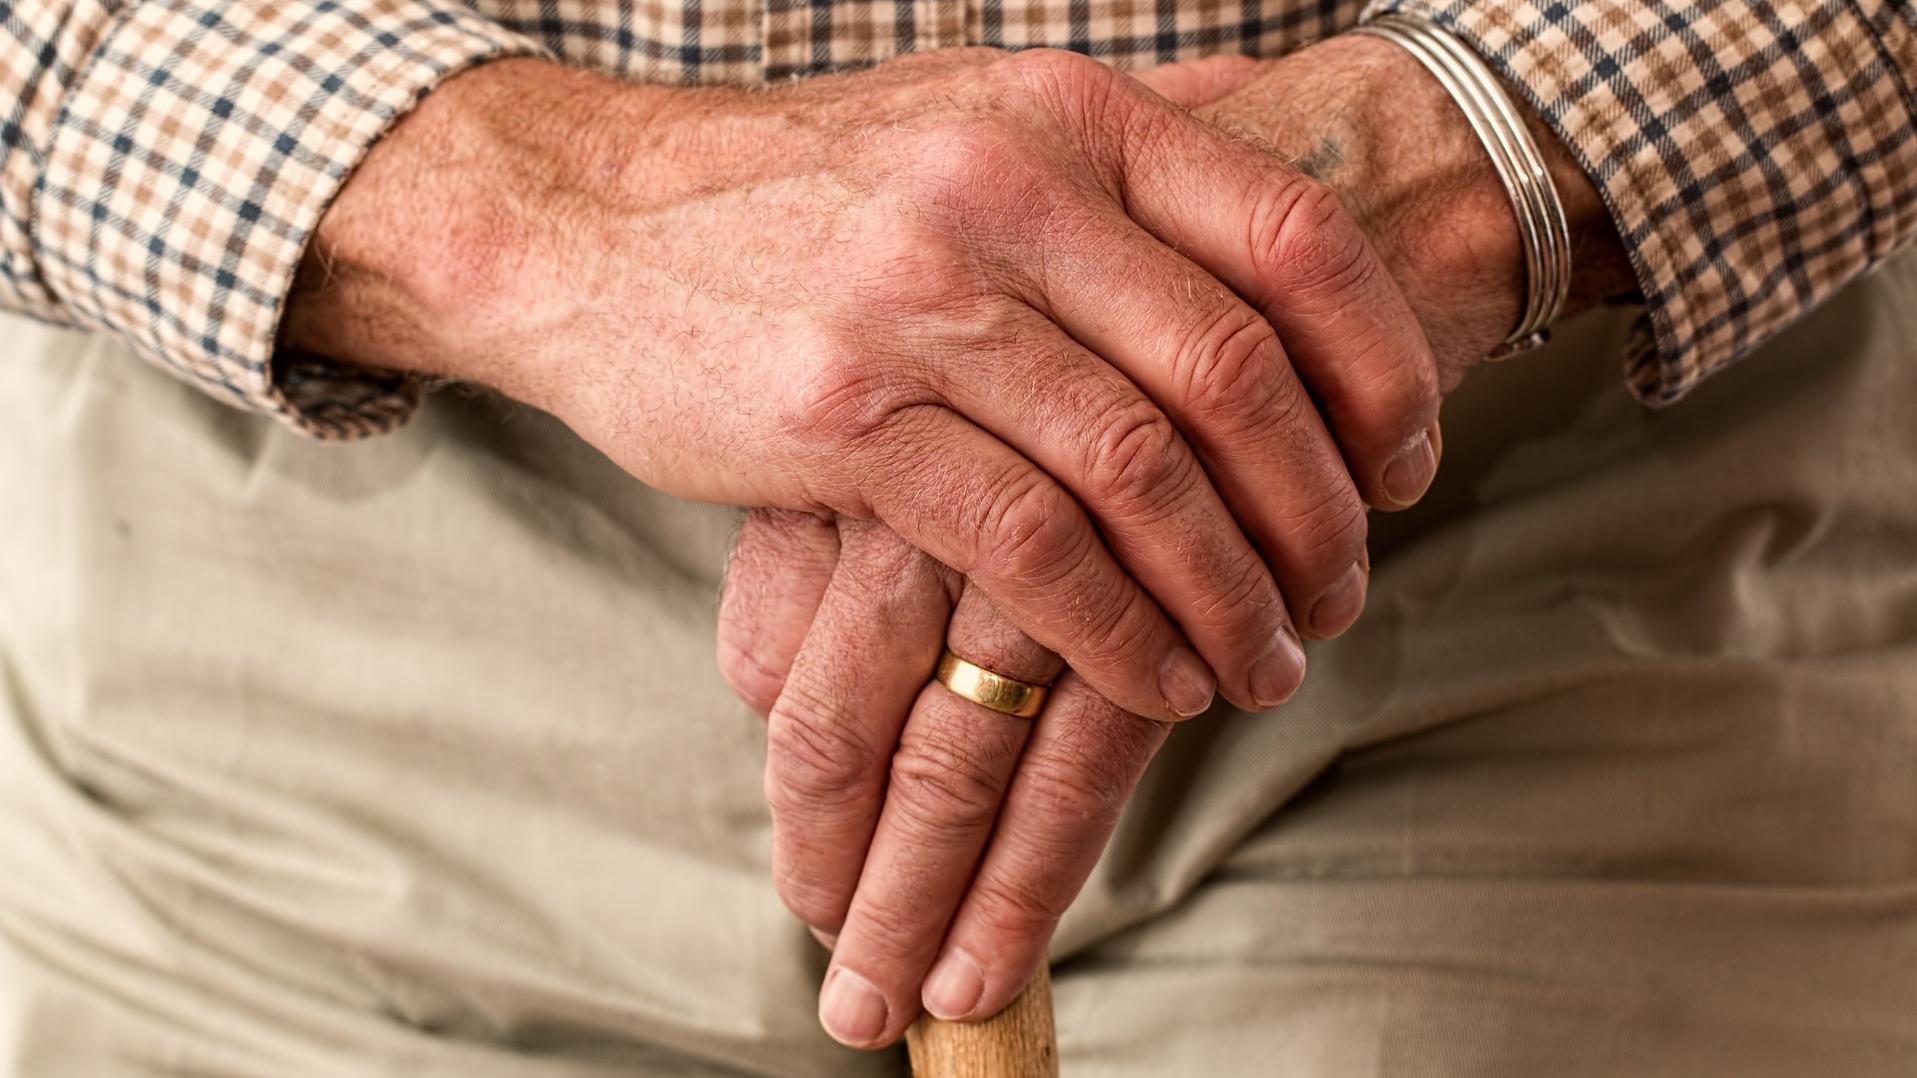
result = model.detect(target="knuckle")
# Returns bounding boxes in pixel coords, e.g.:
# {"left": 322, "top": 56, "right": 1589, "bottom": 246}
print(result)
{"left": 1404, "top": 352, "right": 1441, "bottom": 421}
{"left": 916, "top": 124, "right": 1047, "bottom": 221}
{"left": 1192, "top": 553, "right": 1279, "bottom": 628}
{"left": 978, "top": 478, "right": 1091, "bottom": 589}
{"left": 1013, "top": 755, "right": 1124, "bottom": 828}
{"left": 765, "top": 699, "right": 885, "bottom": 813}
{"left": 999, "top": 48, "right": 1114, "bottom": 99}
{"left": 1285, "top": 484, "right": 1369, "bottom": 566}
{"left": 839, "top": 520, "right": 933, "bottom": 594}
{"left": 1338, "top": 332, "right": 1443, "bottom": 443}
{"left": 887, "top": 725, "right": 1007, "bottom": 834}
{"left": 1175, "top": 305, "right": 1286, "bottom": 425}
{"left": 783, "top": 343, "right": 909, "bottom": 447}
{"left": 1082, "top": 404, "right": 1193, "bottom": 519}
{"left": 845, "top": 893, "right": 926, "bottom": 957}
{"left": 1387, "top": 349, "right": 1444, "bottom": 435}
{"left": 1064, "top": 589, "right": 1162, "bottom": 677}
{"left": 1252, "top": 179, "right": 1373, "bottom": 297}
{"left": 1261, "top": 368, "right": 1314, "bottom": 436}
{"left": 857, "top": 229, "right": 994, "bottom": 311}
{"left": 994, "top": 49, "right": 1132, "bottom": 156}
{"left": 969, "top": 867, "right": 1067, "bottom": 935}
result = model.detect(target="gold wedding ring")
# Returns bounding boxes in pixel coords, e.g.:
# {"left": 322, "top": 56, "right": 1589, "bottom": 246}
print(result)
{"left": 934, "top": 651, "right": 1050, "bottom": 719}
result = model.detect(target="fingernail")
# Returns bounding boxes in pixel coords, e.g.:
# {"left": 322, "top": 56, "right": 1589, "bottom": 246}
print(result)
{"left": 1382, "top": 429, "right": 1437, "bottom": 506}
{"left": 820, "top": 967, "right": 889, "bottom": 1046}
{"left": 1158, "top": 647, "right": 1216, "bottom": 718}
{"left": 808, "top": 926, "right": 838, "bottom": 951}
{"left": 923, "top": 949, "right": 985, "bottom": 1020}
{"left": 1309, "top": 561, "right": 1368, "bottom": 638}
{"left": 1248, "top": 627, "right": 1307, "bottom": 709}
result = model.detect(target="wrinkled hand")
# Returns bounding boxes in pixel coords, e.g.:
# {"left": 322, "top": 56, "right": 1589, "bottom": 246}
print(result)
{"left": 716, "top": 36, "right": 1636, "bottom": 1053}
{"left": 287, "top": 47, "right": 1444, "bottom": 723}
{"left": 721, "top": 510, "right": 1161, "bottom": 1048}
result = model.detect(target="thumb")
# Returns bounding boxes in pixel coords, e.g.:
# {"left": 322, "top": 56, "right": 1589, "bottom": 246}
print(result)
{"left": 1130, "top": 53, "right": 1264, "bottom": 109}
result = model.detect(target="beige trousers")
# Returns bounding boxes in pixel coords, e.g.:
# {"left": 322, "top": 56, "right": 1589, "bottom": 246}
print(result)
{"left": 3, "top": 254, "right": 1915, "bottom": 1077}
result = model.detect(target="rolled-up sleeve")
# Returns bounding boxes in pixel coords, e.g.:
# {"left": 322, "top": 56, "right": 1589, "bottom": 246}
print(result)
{"left": 1370, "top": 0, "right": 1917, "bottom": 404}
{"left": 1, "top": 2, "right": 544, "bottom": 438}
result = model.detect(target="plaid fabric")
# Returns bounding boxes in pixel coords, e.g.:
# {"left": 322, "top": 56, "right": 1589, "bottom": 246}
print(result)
{"left": 1, "top": 1, "right": 1911, "bottom": 436}
{"left": 4, "top": 2, "right": 542, "bottom": 436}
{"left": 1375, "top": 0, "right": 1917, "bottom": 404}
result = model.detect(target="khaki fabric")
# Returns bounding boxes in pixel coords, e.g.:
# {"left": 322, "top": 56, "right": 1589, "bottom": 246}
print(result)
{"left": 2, "top": 254, "right": 1916, "bottom": 1076}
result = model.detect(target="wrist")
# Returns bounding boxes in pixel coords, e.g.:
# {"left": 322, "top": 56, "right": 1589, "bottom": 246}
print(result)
{"left": 1197, "top": 35, "right": 1633, "bottom": 381}
{"left": 281, "top": 59, "right": 688, "bottom": 406}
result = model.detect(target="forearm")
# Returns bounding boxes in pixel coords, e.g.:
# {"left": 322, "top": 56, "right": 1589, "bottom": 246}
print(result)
{"left": 284, "top": 59, "right": 671, "bottom": 409}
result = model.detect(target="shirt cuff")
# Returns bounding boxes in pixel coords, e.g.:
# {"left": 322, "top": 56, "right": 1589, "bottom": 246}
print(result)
{"left": 32, "top": 2, "right": 547, "bottom": 439}
{"left": 1365, "top": 0, "right": 1917, "bottom": 405}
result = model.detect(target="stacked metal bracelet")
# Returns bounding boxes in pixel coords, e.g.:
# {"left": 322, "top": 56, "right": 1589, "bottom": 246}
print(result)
{"left": 1353, "top": 10, "right": 1572, "bottom": 359}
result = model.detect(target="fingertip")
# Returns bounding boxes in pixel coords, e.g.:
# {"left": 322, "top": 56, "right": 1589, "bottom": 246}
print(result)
{"left": 715, "top": 635, "right": 786, "bottom": 715}
{"left": 1156, "top": 646, "right": 1217, "bottom": 719}
{"left": 1305, "top": 559, "right": 1368, "bottom": 639}
{"left": 1379, "top": 426, "right": 1438, "bottom": 508}
{"left": 1245, "top": 624, "right": 1307, "bottom": 709}
{"left": 935, "top": 943, "right": 1048, "bottom": 1030}
{"left": 921, "top": 947, "right": 986, "bottom": 1020}
{"left": 819, "top": 966, "right": 895, "bottom": 1049}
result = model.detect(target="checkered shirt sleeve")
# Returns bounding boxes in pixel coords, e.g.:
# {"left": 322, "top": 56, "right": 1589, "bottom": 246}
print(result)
{"left": 0, "top": 2, "right": 544, "bottom": 437}
{"left": 4, "top": 1, "right": 1913, "bottom": 432}
{"left": 1371, "top": 0, "right": 1917, "bottom": 404}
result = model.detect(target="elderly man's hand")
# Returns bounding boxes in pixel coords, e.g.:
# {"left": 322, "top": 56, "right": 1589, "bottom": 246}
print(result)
{"left": 717, "top": 35, "right": 1635, "bottom": 1051}
{"left": 724, "top": 510, "right": 1163, "bottom": 1048}
{"left": 286, "top": 48, "right": 1442, "bottom": 724}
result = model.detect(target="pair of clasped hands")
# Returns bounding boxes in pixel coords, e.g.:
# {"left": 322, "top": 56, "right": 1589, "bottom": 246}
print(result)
{"left": 711, "top": 48, "right": 1488, "bottom": 1049}
{"left": 707, "top": 47, "right": 1455, "bottom": 1047}
{"left": 294, "top": 28, "right": 1621, "bottom": 1053}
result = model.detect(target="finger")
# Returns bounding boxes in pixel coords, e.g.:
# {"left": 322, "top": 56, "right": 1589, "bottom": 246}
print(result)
{"left": 923, "top": 309, "right": 1296, "bottom": 710}
{"left": 763, "top": 523, "right": 955, "bottom": 936}
{"left": 849, "top": 404, "right": 1214, "bottom": 722}
{"left": 1060, "top": 215, "right": 1367, "bottom": 646}
{"left": 1007, "top": 203, "right": 1363, "bottom": 661}
{"left": 1109, "top": 80, "right": 1444, "bottom": 512}
{"left": 817, "top": 587, "right": 1059, "bottom": 1049}
{"left": 921, "top": 672, "right": 1168, "bottom": 1023}
{"left": 1130, "top": 54, "right": 1264, "bottom": 108}
{"left": 718, "top": 509, "right": 841, "bottom": 714}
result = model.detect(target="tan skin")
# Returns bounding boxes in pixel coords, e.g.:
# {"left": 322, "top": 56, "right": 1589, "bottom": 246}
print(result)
{"left": 287, "top": 36, "right": 1630, "bottom": 1052}
{"left": 717, "top": 39, "right": 1633, "bottom": 1049}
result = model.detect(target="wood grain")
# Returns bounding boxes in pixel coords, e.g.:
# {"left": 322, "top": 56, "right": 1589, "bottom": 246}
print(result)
{"left": 906, "top": 966, "right": 1058, "bottom": 1077}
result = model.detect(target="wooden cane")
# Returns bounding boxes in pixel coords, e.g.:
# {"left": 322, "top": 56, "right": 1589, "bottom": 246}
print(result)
{"left": 906, "top": 965, "right": 1058, "bottom": 1077}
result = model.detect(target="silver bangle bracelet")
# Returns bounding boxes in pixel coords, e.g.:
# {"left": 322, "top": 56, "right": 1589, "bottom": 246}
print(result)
{"left": 1352, "top": 10, "right": 1572, "bottom": 359}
